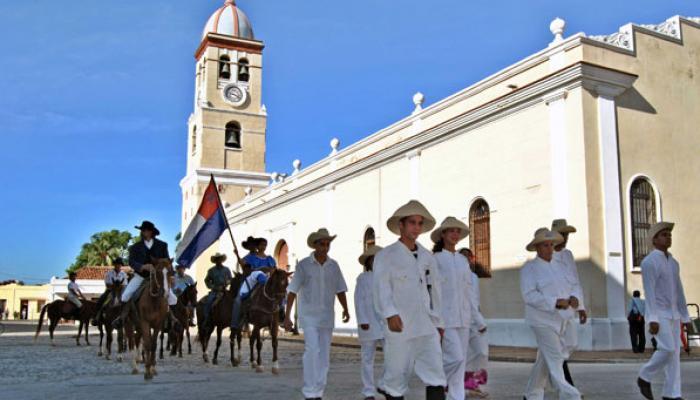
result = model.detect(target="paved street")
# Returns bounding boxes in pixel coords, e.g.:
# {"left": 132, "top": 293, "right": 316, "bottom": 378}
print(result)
{"left": 2, "top": 321, "right": 699, "bottom": 400}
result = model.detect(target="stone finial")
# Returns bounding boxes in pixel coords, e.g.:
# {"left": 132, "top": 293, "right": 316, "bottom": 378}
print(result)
{"left": 330, "top": 138, "right": 340, "bottom": 156}
{"left": 412, "top": 92, "right": 425, "bottom": 114}
{"left": 550, "top": 17, "right": 566, "bottom": 44}
{"left": 292, "top": 159, "right": 302, "bottom": 175}
{"left": 270, "top": 172, "right": 279, "bottom": 185}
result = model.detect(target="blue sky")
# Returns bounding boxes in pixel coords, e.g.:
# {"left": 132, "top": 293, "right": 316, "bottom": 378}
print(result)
{"left": 1, "top": 0, "right": 698, "bottom": 282}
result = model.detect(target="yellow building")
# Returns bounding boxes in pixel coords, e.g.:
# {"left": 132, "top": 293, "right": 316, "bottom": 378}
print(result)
{"left": 0, "top": 283, "right": 50, "bottom": 320}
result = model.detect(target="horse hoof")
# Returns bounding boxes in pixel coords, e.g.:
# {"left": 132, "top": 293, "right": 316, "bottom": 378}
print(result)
{"left": 272, "top": 367, "right": 280, "bottom": 375}
{"left": 203, "top": 354, "right": 209, "bottom": 363}
{"left": 97, "top": 351, "right": 103, "bottom": 357}
{"left": 152, "top": 368, "right": 158, "bottom": 376}
{"left": 76, "top": 343, "right": 81, "bottom": 347}
{"left": 144, "top": 373, "right": 152, "bottom": 381}
{"left": 131, "top": 368, "right": 139, "bottom": 375}
{"left": 105, "top": 355, "right": 111, "bottom": 361}
{"left": 232, "top": 359, "right": 239, "bottom": 367}
{"left": 117, "top": 356, "right": 123, "bottom": 362}
{"left": 255, "top": 365, "right": 264, "bottom": 373}
{"left": 212, "top": 359, "right": 218, "bottom": 365}
{"left": 178, "top": 354, "right": 183, "bottom": 358}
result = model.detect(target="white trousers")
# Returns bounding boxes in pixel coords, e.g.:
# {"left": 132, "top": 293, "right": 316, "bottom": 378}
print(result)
{"left": 383, "top": 332, "right": 446, "bottom": 397}
{"left": 562, "top": 318, "right": 579, "bottom": 359}
{"left": 121, "top": 272, "right": 177, "bottom": 305}
{"left": 302, "top": 326, "right": 333, "bottom": 398}
{"left": 525, "top": 325, "right": 581, "bottom": 400}
{"left": 466, "top": 327, "right": 489, "bottom": 372}
{"left": 360, "top": 339, "right": 385, "bottom": 397}
{"left": 639, "top": 318, "right": 682, "bottom": 398}
{"left": 443, "top": 327, "right": 469, "bottom": 400}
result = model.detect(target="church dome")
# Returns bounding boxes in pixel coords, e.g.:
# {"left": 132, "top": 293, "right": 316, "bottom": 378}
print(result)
{"left": 202, "top": 0, "right": 254, "bottom": 40}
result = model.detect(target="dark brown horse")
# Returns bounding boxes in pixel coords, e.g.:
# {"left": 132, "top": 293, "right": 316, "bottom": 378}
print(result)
{"left": 127, "top": 258, "right": 173, "bottom": 380}
{"left": 97, "top": 285, "right": 126, "bottom": 361}
{"left": 196, "top": 272, "right": 244, "bottom": 365}
{"left": 34, "top": 298, "right": 98, "bottom": 346}
{"left": 244, "top": 269, "right": 291, "bottom": 374}
{"left": 170, "top": 284, "right": 197, "bottom": 357}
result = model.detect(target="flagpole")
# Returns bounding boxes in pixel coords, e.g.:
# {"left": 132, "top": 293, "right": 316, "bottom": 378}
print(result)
{"left": 210, "top": 174, "right": 243, "bottom": 272}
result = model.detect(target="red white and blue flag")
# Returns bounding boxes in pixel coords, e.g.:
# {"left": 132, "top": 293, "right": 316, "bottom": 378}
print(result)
{"left": 175, "top": 177, "right": 228, "bottom": 268}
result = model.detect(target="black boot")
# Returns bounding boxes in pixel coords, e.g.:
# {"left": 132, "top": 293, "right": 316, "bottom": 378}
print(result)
{"left": 426, "top": 386, "right": 445, "bottom": 400}
{"left": 563, "top": 361, "right": 575, "bottom": 386}
{"left": 637, "top": 377, "right": 654, "bottom": 400}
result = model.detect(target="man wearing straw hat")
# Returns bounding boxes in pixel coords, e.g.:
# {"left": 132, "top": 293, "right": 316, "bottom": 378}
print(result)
{"left": 520, "top": 228, "right": 581, "bottom": 400}
{"left": 284, "top": 228, "right": 350, "bottom": 400}
{"left": 551, "top": 219, "right": 587, "bottom": 387}
{"left": 637, "top": 222, "right": 691, "bottom": 400}
{"left": 201, "top": 252, "right": 232, "bottom": 327}
{"left": 431, "top": 217, "right": 479, "bottom": 400}
{"left": 355, "top": 245, "right": 386, "bottom": 400}
{"left": 373, "top": 200, "right": 446, "bottom": 400}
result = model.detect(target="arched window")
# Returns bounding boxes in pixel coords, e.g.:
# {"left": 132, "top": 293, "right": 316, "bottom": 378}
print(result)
{"left": 275, "top": 240, "right": 289, "bottom": 270}
{"left": 630, "top": 177, "right": 658, "bottom": 266}
{"left": 469, "top": 199, "right": 491, "bottom": 276}
{"left": 237, "top": 58, "right": 250, "bottom": 82}
{"left": 225, "top": 122, "right": 241, "bottom": 149}
{"left": 219, "top": 55, "right": 231, "bottom": 79}
{"left": 191, "top": 126, "right": 197, "bottom": 155}
{"left": 363, "top": 227, "right": 375, "bottom": 251}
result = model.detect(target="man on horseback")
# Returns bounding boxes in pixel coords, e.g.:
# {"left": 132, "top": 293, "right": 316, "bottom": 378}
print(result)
{"left": 230, "top": 260, "right": 271, "bottom": 331}
{"left": 173, "top": 264, "right": 196, "bottom": 326}
{"left": 92, "top": 257, "right": 128, "bottom": 326}
{"left": 115, "top": 220, "right": 174, "bottom": 326}
{"left": 67, "top": 272, "right": 86, "bottom": 319}
{"left": 202, "top": 252, "right": 232, "bottom": 328}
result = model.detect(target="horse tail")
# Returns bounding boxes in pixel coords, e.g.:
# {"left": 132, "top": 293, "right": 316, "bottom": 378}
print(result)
{"left": 34, "top": 303, "right": 49, "bottom": 341}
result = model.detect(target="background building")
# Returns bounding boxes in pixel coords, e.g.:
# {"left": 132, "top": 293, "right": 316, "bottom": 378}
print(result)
{"left": 182, "top": 2, "right": 700, "bottom": 350}
{"left": 0, "top": 282, "right": 50, "bottom": 320}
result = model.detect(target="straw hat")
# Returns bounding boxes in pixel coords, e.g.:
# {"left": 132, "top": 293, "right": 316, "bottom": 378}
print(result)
{"left": 210, "top": 252, "right": 227, "bottom": 263}
{"left": 307, "top": 228, "right": 337, "bottom": 248}
{"left": 386, "top": 200, "right": 436, "bottom": 235}
{"left": 551, "top": 218, "right": 577, "bottom": 234}
{"left": 526, "top": 228, "right": 564, "bottom": 251}
{"left": 430, "top": 217, "right": 470, "bottom": 243}
{"left": 358, "top": 245, "right": 383, "bottom": 266}
{"left": 647, "top": 221, "right": 674, "bottom": 248}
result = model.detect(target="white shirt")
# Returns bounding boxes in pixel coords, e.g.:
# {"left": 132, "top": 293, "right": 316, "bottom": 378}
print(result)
{"left": 239, "top": 270, "right": 268, "bottom": 298}
{"left": 470, "top": 271, "right": 487, "bottom": 329}
{"left": 144, "top": 239, "right": 154, "bottom": 249}
{"left": 373, "top": 240, "right": 444, "bottom": 340}
{"left": 288, "top": 253, "right": 348, "bottom": 329}
{"left": 68, "top": 281, "right": 81, "bottom": 295}
{"left": 354, "top": 271, "right": 384, "bottom": 341}
{"left": 104, "top": 270, "right": 128, "bottom": 287}
{"left": 434, "top": 250, "right": 478, "bottom": 329}
{"left": 641, "top": 249, "right": 690, "bottom": 323}
{"left": 520, "top": 256, "right": 574, "bottom": 331}
{"left": 553, "top": 248, "right": 586, "bottom": 312}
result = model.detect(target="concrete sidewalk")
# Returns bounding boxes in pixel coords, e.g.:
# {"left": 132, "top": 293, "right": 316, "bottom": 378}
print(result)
{"left": 280, "top": 334, "right": 700, "bottom": 364}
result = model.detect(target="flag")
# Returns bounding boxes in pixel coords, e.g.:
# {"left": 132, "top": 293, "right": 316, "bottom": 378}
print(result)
{"left": 175, "top": 177, "right": 228, "bottom": 268}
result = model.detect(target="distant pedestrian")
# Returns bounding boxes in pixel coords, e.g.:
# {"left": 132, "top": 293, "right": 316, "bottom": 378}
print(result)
{"left": 627, "top": 290, "right": 646, "bottom": 353}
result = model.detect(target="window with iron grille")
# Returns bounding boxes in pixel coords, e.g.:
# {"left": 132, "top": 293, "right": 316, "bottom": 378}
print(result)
{"left": 363, "top": 227, "right": 375, "bottom": 251}
{"left": 630, "top": 178, "right": 657, "bottom": 267}
{"left": 469, "top": 199, "right": 491, "bottom": 276}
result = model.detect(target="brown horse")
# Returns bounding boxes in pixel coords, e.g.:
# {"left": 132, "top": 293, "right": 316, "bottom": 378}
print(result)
{"left": 170, "top": 283, "right": 197, "bottom": 357}
{"left": 244, "top": 269, "right": 291, "bottom": 374}
{"left": 195, "top": 272, "right": 244, "bottom": 365}
{"left": 127, "top": 258, "right": 173, "bottom": 380}
{"left": 34, "top": 298, "right": 98, "bottom": 346}
{"left": 96, "top": 285, "right": 126, "bottom": 361}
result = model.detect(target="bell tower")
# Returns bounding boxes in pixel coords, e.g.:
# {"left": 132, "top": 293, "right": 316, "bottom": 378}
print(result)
{"left": 180, "top": 1, "right": 270, "bottom": 281}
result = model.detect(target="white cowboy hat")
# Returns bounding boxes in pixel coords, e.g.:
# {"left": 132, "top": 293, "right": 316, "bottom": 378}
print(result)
{"left": 647, "top": 221, "right": 674, "bottom": 248}
{"left": 386, "top": 200, "right": 436, "bottom": 235}
{"left": 430, "top": 217, "right": 470, "bottom": 243}
{"left": 526, "top": 228, "right": 564, "bottom": 252}
{"left": 210, "top": 252, "right": 227, "bottom": 263}
{"left": 358, "top": 245, "right": 383, "bottom": 266}
{"left": 307, "top": 228, "right": 337, "bottom": 248}
{"left": 551, "top": 218, "right": 577, "bottom": 234}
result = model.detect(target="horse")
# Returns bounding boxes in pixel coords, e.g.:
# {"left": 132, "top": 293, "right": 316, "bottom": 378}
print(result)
{"left": 96, "top": 284, "right": 126, "bottom": 361}
{"left": 195, "top": 272, "right": 244, "bottom": 365}
{"left": 244, "top": 269, "right": 291, "bottom": 374}
{"left": 126, "top": 258, "right": 173, "bottom": 380}
{"left": 34, "top": 298, "right": 98, "bottom": 346}
{"left": 169, "top": 283, "right": 197, "bottom": 357}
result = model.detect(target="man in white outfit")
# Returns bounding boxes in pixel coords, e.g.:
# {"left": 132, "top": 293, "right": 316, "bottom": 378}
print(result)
{"left": 520, "top": 228, "right": 581, "bottom": 400}
{"left": 431, "top": 217, "right": 479, "bottom": 400}
{"left": 373, "top": 200, "right": 446, "bottom": 400}
{"left": 354, "top": 245, "right": 385, "bottom": 400}
{"left": 637, "top": 222, "right": 691, "bottom": 400}
{"left": 551, "top": 219, "right": 587, "bottom": 387}
{"left": 460, "top": 248, "right": 489, "bottom": 398}
{"left": 284, "top": 228, "right": 350, "bottom": 400}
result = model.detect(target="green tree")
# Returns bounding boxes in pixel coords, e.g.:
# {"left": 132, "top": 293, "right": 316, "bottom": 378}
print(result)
{"left": 66, "top": 230, "right": 133, "bottom": 274}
